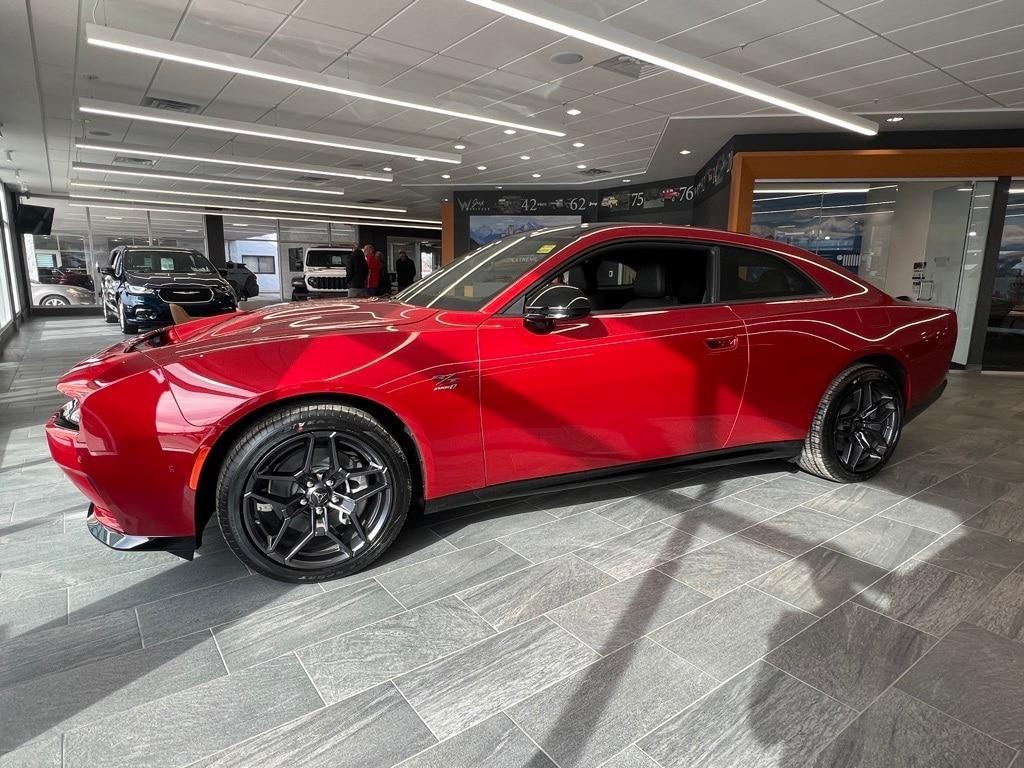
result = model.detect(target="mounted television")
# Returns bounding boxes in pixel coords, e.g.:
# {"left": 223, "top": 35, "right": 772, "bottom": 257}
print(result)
{"left": 15, "top": 203, "right": 54, "bottom": 235}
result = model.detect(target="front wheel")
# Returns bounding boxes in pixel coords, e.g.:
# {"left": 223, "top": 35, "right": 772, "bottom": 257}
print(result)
{"left": 216, "top": 403, "right": 411, "bottom": 582}
{"left": 118, "top": 301, "right": 139, "bottom": 334}
{"left": 798, "top": 364, "right": 904, "bottom": 483}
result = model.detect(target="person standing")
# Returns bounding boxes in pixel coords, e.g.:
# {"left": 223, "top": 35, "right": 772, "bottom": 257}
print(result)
{"left": 346, "top": 246, "right": 368, "bottom": 297}
{"left": 395, "top": 249, "right": 416, "bottom": 289}
{"left": 364, "top": 244, "right": 382, "bottom": 296}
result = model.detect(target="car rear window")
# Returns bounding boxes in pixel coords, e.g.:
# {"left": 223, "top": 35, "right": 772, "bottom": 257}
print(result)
{"left": 718, "top": 246, "right": 821, "bottom": 301}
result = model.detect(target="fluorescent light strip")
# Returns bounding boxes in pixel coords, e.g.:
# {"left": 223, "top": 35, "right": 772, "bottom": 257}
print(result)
{"left": 75, "top": 139, "right": 391, "bottom": 181}
{"left": 69, "top": 193, "right": 440, "bottom": 225}
{"left": 73, "top": 161, "right": 351, "bottom": 197}
{"left": 464, "top": 0, "right": 877, "bottom": 136}
{"left": 79, "top": 98, "right": 463, "bottom": 164}
{"left": 68, "top": 203, "right": 441, "bottom": 230}
{"left": 86, "top": 24, "right": 566, "bottom": 138}
{"left": 71, "top": 181, "right": 406, "bottom": 214}
{"left": 70, "top": 185, "right": 411, "bottom": 221}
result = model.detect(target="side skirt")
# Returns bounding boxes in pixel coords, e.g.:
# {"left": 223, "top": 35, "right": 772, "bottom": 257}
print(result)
{"left": 424, "top": 440, "right": 804, "bottom": 515}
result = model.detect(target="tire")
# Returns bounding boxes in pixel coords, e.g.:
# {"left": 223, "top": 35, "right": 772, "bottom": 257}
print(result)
{"left": 118, "top": 301, "right": 139, "bottom": 335}
{"left": 798, "top": 363, "right": 904, "bottom": 483}
{"left": 40, "top": 295, "right": 70, "bottom": 306}
{"left": 103, "top": 298, "right": 117, "bottom": 323}
{"left": 216, "top": 402, "right": 412, "bottom": 582}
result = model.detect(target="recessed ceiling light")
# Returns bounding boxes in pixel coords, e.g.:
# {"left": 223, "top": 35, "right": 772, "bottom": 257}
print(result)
{"left": 79, "top": 98, "right": 463, "bottom": 164}
{"left": 622, "top": 178, "right": 631, "bottom": 182}
{"left": 550, "top": 51, "right": 584, "bottom": 65}
{"left": 233, "top": 223, "right": 249, "bottom": 227}
{"left": 476, "top": 165, "right": 487, "bottom": 171}
{"left": 465, "top": 0, "right": 877, "bottom": 136}
{"left": 415, "top": 157, "right": 425, "bottom": 162}
{"left": 382, "top": 166, "right": 393, "bottom": 172}
{"left": 454, "top": 143, "right": 466, "bottom": 150}
{"left": 532, "top": 173, "right": 542, "bottom": 178}
{"left": 85, "top": 24, "right": 567, "bottom": 138}
{"left": 576, "top": 164, "right": 587, "bottom": 169}
{"left": 441, "top": 174, "right": 451, "bottom": 179}
{"left": 566, "top": 108, "right": 582, "bottom": 116}
{"left": 572, "top": 141, "right": 585, "bottom": 148}
{"left": 678, "top": 149, "right": 691, "bottom": 155}
{"left": 104, "top": 216, "right": 123, "bottom": 220}
{"left": 823, "top": 235, "right": 830, "bottom": 240}
{"left": 886, "top": 116, "right": 904, "bottom": 123}
{"left": 519, "top": 155, "right": 531, "bottom": 160}
{"left": 185, "top": 228, "right": 198, "bottom": 232}
{"left": 969, "top": 230, "right": 978, "bottom": 236}
{"left": 503, "top": 129, "right": 517, "bottom": 135}
{"left": 496, "top": 185, "right": 503, "bottom": 189}
{"left": 74, "top": 139, "right": 391, "bottom": 181}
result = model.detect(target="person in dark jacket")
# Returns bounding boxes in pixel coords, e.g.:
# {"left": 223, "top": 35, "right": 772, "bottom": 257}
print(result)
{"left": 395, "top": 249, "right": 416, "bottom": 289}
{"left": 346, "top": 246, "right": 368, "bottom": 297}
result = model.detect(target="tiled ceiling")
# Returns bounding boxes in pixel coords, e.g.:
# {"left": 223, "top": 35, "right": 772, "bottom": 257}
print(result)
{"left": 1, "top": 0, "right": 1022, "bottom": 226}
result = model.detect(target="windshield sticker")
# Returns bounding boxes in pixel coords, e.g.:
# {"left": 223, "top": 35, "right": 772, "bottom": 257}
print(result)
{"left": 463, "top": 285, "right": 474, "bottom": 297}
{"left": 160, "top": 257, "right": 175, "bottom": 271}
{"left": 536, "top": 244, "right": 557, "bottom": 254}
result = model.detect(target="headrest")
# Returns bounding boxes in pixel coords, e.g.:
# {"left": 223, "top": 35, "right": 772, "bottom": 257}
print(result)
{"left": 633, "top": 262, "right": 666, "bottom": 298}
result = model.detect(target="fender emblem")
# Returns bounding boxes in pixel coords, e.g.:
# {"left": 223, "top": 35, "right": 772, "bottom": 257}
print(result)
{"left": 433, "top": 373, "right": 459, "bottom": 391}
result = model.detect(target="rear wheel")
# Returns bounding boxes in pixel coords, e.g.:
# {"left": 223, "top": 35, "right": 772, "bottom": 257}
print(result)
{"left": 798, "top": 364, "right": 903, "bottom": 483}
{"left": 39, "top": 295, "right": 70, "bottom": 306}
{"left": 216, "top": 403, "right": 411, "bottom": 582}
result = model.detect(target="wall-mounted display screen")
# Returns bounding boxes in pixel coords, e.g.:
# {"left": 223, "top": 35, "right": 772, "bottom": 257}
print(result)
{"left": 468, "top": 215, "right": 581, "bottom": 249}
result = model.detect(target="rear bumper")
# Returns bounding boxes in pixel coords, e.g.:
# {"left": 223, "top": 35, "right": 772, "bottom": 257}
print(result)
{"left": 87, "top": 504, "right": 195, "bottom": 560}
{"left": 907, "top": 377, "right": 947, "bottom": 423}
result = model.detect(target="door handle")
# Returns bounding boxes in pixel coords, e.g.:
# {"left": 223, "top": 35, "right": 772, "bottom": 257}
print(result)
{"left": 705, "top": 335, "right": 739, "bottom": 351}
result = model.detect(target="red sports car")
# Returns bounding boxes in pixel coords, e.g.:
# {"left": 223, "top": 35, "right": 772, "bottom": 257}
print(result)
{"left": 47, "top": 224, "right": 956, "bottom": 582}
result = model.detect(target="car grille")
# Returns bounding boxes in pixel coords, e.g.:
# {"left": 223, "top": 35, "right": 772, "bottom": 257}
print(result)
{"left": 308, "top": 276, "right": 346, "bottom": 291}
{"left": 159, "top": 286, "right": 213, "bottom": 303}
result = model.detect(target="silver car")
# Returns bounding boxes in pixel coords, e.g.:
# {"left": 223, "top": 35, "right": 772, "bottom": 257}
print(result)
{"left": 31, "top": 281, "right": 96, "bottom": 307}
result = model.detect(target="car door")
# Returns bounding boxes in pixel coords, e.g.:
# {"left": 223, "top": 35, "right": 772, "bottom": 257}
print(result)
{"left": 102, "top": 250, "right": 121, "bottom": 312}
{"left": 477, "top": 241, "right": 748, "bottom": 487}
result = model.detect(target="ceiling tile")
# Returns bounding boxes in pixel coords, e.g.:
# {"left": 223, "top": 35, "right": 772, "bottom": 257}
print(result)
{"left": 148, "top": 61, "right": 233, "bottom": 107}
{"left": 257, "top": 17, "right": 363, "bottom": 71}
{"left": 376, "top": 0, "right": 499, "bottom": 51}
{"left": 294, "top": 0, "right": 416, "bottom": 35}
{"left": 175, "top": 0, "right": 286, "bottom": 55}
{"left": 948, "top": 50, "right": 1024, "bottom": 82}
{"left": 921, "top": 27, "right": 1024, "bottom": 68}
{"left": 442, "top": 17, "right": 563, "bottom": 69}
{"left": 886, "top": 2, "right": 1024, "bottom": 52}
{"left": 848, "top": 0, "right": 1002, "bottom": 35}
{"left": 328, "top": 38, "right": 434, "bottom": 85}
{"left": 386, "top": 54, "right": 493, "bottom": 98}
{"left": 610, "top": 0, "right": 764, "bottom": 41}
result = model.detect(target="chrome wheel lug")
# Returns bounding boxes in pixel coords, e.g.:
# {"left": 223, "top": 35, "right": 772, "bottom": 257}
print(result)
{"left": 306, "top": 480, "right": 314, "bottom": 488}
{"left": 331, "top": 494, "right": 340, "bottom": 503}
{"left": 299, "top": 499, "right": 308, "bottom": 506}
{"left": 326, "top": 479, "right": 334, "bottom": 487}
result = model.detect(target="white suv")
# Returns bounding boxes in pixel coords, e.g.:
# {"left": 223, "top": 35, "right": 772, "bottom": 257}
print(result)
{"left": 292, "top": 246, "right": 350, "bottom": 301}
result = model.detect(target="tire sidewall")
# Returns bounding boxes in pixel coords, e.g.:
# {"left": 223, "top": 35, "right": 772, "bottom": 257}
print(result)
{"left": 820, "top": 367, "right": 904, "bottom": 482}
{"left": 217, "top": 405, "right": 411, "bottom": 582}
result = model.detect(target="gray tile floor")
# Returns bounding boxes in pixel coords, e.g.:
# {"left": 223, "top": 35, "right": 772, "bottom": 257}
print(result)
{"left": 3, "top": 316, "right": 1024, "bottom": 767}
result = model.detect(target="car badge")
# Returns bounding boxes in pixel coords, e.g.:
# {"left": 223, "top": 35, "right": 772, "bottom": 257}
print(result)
{"left": 433, "top": 373, "right": 459, "bottom": 391}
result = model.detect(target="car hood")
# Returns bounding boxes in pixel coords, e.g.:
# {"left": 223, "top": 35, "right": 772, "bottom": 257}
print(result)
{"left": 141, "top": 298, "right": 438, "bottom": 361}
{"left": 125, "top": 271, "right": 229, "bottom": 290}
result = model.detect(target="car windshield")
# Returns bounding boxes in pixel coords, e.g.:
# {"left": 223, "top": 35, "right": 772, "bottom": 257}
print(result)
{"left": 123, "top": 250, "right": 215, "bottom": 274}
{"left": 396, "top": 231, "right": 577, "bottom": 310}
{"left": 306, "top": 250, "right": 349, "bottom": 268}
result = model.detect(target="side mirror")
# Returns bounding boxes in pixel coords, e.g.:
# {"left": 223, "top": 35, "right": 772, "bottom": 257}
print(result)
{"left": 524, "top": 284, "right": 592, "bottom": 329}
{"left": 99, "top": 266, "right": 115, "bottom": 278}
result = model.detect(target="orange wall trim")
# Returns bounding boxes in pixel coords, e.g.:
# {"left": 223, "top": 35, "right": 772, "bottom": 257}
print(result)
{"left": 440, "top": 201, "right": 455, "bottom": 265}
{"left": 727, "top": 147, "right": 1024, "bottom": 234}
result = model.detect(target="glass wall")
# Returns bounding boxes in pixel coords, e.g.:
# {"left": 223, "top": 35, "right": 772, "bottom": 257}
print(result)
{"left": 982, "top": 180, "right": 1024, "bottom": 371}
{"left": 0, "top": 188, "right": 15, "bottom": 329}
{"left": 752, "top": 180, "right": 995, "bottom": 366}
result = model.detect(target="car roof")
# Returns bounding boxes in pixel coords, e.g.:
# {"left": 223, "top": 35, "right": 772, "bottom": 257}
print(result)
{"left": 118, "top": 246, "right": 199, "bottom": 253}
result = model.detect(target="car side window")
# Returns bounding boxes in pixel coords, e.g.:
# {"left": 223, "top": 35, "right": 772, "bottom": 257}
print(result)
{"left": 717, "top": 246, "right": 821, "bottom": 302}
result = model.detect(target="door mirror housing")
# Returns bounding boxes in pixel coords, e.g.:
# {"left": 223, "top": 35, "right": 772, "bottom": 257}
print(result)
{"left": 524, "top": 284, "right": 592, "bottom": 329}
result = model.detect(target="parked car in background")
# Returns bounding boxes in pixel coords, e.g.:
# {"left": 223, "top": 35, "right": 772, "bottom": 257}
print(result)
{"left": 293, "top": 246, "right": 351, "bottom": 301}
{"left": 50, "top": 224, "right": 956, "bottom": 584}
{"left": 38, "top": 267, "right": 95, "bottom": 291}
{"left": 99, "top": 246, "right": 237, "bottom": 334}
{"left": 222, "top": 261, "right": 260, "bottom": 301}
{"left": 31, "top": 281, "right": 95, "bottom": 306}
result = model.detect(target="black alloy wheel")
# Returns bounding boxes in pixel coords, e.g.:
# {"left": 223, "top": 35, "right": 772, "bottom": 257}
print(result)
{"left": 241, "top": 430, "right": 392, "bottom": 569}
{"left": 118, "top": 300, "right": 139, "bottom": 334}
{"left": 799, "top": 363, "right": 904, "bottom": 483}
{"left": 217, "top": 403, "right": 411, "bottom": 582}
{"left": 832, "top": 376, "right": 901, "bottom": 474}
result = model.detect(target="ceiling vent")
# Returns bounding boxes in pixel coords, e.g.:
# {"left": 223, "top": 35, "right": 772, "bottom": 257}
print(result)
{"left": 112, "top": 155, "right": 156, "bottom": 167}
{"left": 577, "top": 168, "right": 610, "bottom": 176}
{"left": 140, "top": 96, "right": 201, "bottom": 114}
{"left": 594, "top": 54, "right": 664, "bottom": 80}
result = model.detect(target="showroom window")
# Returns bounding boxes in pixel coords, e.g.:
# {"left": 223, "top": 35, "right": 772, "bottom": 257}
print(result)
{"left": 982, "top": 179, "right": 1024, "bottom": 371}
{"left": 0, "top": 189, "right": 15, "bottom": 329}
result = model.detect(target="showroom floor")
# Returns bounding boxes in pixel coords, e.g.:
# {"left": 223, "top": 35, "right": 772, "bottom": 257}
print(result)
{"left": 3, "top": 317, "right": 1024, "bottom": 768}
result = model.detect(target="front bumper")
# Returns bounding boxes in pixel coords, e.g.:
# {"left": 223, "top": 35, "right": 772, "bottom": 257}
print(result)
{"left": 87, "top": 504, "right": 196, "bottom": 560}
{"left": 122, "top": 292, "right": 236, "bottom": 325}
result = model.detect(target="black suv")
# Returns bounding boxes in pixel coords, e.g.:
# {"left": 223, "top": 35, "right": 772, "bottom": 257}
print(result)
{"left": 100, "top": 246, "right": 237, "bottom": 334}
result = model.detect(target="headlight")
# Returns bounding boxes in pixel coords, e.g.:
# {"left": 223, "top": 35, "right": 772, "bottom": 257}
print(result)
{"left": 213, "top": 282, "right": 232, "bottom": 293}
{"left": 125, "top": 285, "right": 156, "bottom": 295}
{"left": 60, "top": 398, "right": 81, "bottom": 427}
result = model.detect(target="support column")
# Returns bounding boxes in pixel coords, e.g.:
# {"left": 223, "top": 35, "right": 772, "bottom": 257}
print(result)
{"left": 204, "top": 214, "right": 226, "bottom": 267}
{"left": 441, "top": 200, "right": 455, "bottom": 265}
{"left": 967, "top": 176, "right": 1011, "bottom": 367}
